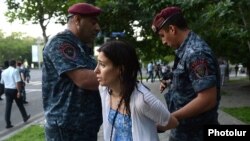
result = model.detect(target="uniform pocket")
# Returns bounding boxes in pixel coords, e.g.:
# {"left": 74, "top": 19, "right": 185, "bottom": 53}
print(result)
{"left": 172, "top": 68, "right": 187, "bottom": 90}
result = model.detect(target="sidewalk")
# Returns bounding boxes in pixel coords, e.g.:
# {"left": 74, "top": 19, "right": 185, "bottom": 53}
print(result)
{"left": 1, "top": 78, "right": 249, "bottom": 141}
{"left": 218, "top": 76, "right": 250, "bottom": 125}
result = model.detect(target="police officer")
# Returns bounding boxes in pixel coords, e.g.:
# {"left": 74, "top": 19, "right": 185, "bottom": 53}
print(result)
{"left": 152, "top": 6, "right": 221, "bottom": 141}
{"left": 42, "top": 3, "right": 102, "bottom": 141}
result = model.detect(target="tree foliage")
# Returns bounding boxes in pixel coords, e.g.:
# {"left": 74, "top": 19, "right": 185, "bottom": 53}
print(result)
{"left": 4, "top": 0, "right": 250, "bottom": 77}
{"left": 97, "top": 0, "right": 250, "bottom": 76}
{"left": 5, "top": 0, "right": 78, "bottom": 43}
{"left": 0, "top": 30, "right": 36, "bottom": 67}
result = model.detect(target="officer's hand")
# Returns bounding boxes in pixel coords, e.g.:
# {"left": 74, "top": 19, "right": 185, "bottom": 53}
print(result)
{"left": 160, "top": 80, "right": 167, "bottom": 93}
{"left": 17, "top": 92, "right": 21, "bottom": 98}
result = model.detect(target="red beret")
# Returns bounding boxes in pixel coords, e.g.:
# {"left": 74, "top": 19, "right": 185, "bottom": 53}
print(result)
{"left": 68, "top": 3, "right": 102, "bottom": 16}
{"left": 152, "top": 6, "right": 182, "bottom": 33}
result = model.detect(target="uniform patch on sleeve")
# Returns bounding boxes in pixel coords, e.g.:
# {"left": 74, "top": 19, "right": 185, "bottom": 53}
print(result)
{"left": 191, "top": 59, "right": 208, "bottom": 78}
{"left": 59, "top": 43, "right": 76, "bottom": 60}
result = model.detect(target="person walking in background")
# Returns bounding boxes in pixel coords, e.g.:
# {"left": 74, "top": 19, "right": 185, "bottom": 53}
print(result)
{"left": 0, "top": 67, "right": 4, "bottom": 100}
{"left": 0, "top": 61, "right": 10, "bottom": 100}
{"left": 146, "top": 61, "right": 154, "bottom": 82}
{"left": 16, "top": 62, "right": 28, "bottom": 104}
{"left": 0, "top": 60, "right": 30, "bottom": 129}
{"left": 219, "top": 60, "right": 227, "bottom": 86}
{"left": 152, "top": 6, "right": 221, "bottom": 141}
{"left": 42, "top": 3, "right": 102, "bottom": 141}
{"left": 154, "top": 63, "right": 162, "bottom": 81}
{"left": 235, "top": 64, "right": 239, "bottom": 77}
{"left": 24, "top": 66, "right": 31, "bottom": 83}
{"left": 94, "top": 40, "right": 178, "bottom": 141}
{"left": 161, "top": 63, "right": 167, "bottom": 77}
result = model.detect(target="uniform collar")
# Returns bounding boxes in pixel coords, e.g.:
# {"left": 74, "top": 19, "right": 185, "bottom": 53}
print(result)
{"left": 175, "top": 31, "right": 193, "bottom": 59}
{"left": 64, "top": 29, "right": 93, "bottom": 55}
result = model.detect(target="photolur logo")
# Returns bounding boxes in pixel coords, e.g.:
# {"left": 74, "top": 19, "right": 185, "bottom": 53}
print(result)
{"left": 208, "top": 129, "right": 247, "bottom": 136}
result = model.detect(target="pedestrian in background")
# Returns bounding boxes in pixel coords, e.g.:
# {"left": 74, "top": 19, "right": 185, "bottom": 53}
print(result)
{"left": 24, "top": 66, "right": 31, "bottom": 83}
{"left": 152, "top": 6, "right": 221, "bottom": 141}
{"left": 146, "top": 61, "right": 154, "bottom": 82}
{"left": 0, "top": 67, "right": 4, "bottom": 100}
{"left": 0, "top": 60, "right": 30, "bottom": 129}
{"left": 42, "top": 3, "right": 102, "bottom": 141}
{"left": 154, "top": 63, "right": 162, "bottom": 81}
{"left": 0, "top": 61, "right": 10, "bottom": 100}
{"left": 234, "top": 64, "right": 239, "bottom": 77}
{"left": 219, "top": 60, "right": 227, "bottom": 86}
{"left": 16, "top": 61, "right": 28, "bottom": 104}
{"left": 94, "top": 40, "right": 178, "bottom": 141}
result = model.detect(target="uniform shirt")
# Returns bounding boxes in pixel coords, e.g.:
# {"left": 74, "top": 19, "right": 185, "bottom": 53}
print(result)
{"left": 100, "top": 83, "right": 170, "bottom": 141}
{"left": 1, "top": 66, "right": 21, "bottom": 89}
{"left": 42, "top": 29, "right": 102, "bottom": 131}
{"left": 165, "top": 31, "right": 221, "bottom": 127}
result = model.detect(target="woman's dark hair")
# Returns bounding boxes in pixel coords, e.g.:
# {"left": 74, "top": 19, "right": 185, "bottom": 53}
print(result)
{"left": 97, "top": 40, "right": 142, "bottom": 114}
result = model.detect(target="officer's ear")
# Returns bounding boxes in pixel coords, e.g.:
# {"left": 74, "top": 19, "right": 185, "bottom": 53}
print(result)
{"left": 72, "top": 15, "right": 82, "bottom": 25}
{"left": 168, "top": 25, "right": 177, "bottom": 34}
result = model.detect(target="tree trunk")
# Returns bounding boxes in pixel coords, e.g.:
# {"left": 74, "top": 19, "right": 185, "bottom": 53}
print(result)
{"left": 238, "top": 5, "right": 250, "bottom": 53}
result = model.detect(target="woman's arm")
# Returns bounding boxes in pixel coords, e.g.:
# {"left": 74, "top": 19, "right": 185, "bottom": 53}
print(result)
{"left": 157, "top": 114, "right": 179, "bottom": 132}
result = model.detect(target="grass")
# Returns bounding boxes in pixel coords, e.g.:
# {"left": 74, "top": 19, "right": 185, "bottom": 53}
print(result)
{"left": 221, "top": 77, "right": 250, "bottom": 124}
{"left": 220, "top": 90, "right": 228, "bottom": 95}
{"left": 5, "top": 125, "right": 44, "bottom": 141}
{"left": 222, "top": 107, "right": 250, "bottom": 124}
{"left": 227, "top": 77, "right": 249, "bottom": 83}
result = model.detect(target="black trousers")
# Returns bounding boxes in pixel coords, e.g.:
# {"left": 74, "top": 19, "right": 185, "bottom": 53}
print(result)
{"left": 20, "top": 82, "right": 27, "bottom": 102}
{"left": 0, "top": 84, "right": 4, "bottom": 97}
{"left": 5, "top": 88, "right": 28, "bottom": 126}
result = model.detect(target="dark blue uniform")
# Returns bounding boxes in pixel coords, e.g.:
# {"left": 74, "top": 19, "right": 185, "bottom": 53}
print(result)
{"left": 42, "top": 30, "right": 102, "bottom": 141}
{"left": 165, "top": 31, "right": 220, "bottom": 141}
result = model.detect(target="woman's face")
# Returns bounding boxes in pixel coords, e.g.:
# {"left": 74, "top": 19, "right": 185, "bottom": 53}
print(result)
{"left": 94, "top": 52, "right": 120, "bottom": 87}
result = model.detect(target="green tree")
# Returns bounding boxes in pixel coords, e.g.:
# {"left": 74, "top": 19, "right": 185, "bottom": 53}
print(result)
{"left": 0, "top": 30, "right": 35, "bottom": 66}
{"left": 4, "top": 0, "right": 250, "bottom": 78}
{"left": 5, "top": 0, "right": 100, "bottom": 43}
{"left": 5, "top": 0, "right": 78, "bottom": 43}
{"left": 97, "top": 0, "right": 250, "bottom": 78}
